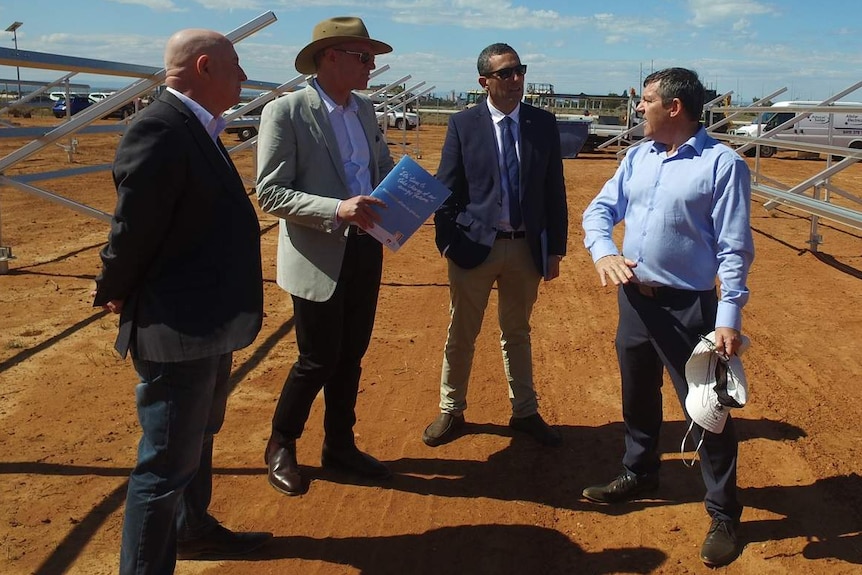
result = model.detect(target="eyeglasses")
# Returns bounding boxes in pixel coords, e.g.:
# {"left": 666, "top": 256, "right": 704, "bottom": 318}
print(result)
{"left": 332, "top": 48, "right": 373, "bottom": 64}
{"left": 485, "top": 64, "right": 527, "bottom": 80}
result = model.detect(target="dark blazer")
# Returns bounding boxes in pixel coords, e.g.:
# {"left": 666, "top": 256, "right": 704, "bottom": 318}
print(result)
{"left": 93, "top": 91, "right": 263, "bottom": 362}
{"left": 433, "top": 101, "right": 567, "bottom": 273}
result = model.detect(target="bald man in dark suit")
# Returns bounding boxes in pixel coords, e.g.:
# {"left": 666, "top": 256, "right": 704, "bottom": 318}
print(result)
{"left": 93, "top": 29, "right": 270, "bottom": 574}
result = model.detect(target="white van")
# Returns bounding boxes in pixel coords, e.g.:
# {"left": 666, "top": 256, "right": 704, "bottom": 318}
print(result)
{"left": 736, "top": 101, "right": 862, "bottom": 157}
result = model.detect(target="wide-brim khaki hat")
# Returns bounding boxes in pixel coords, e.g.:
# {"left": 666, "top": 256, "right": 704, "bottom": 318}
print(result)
{"left": 295, "top": 16, "right": 392, "bottom": 74}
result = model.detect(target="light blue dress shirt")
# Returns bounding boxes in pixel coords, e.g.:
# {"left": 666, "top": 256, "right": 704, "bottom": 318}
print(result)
{"left": 486, "top": 100, "right": 522, "bottom": 232}
{"left": 582, "top": 126, "right": 755, "bottom": 330}
{"left": 314, "top": 79, "right": 372, "bottom": 198}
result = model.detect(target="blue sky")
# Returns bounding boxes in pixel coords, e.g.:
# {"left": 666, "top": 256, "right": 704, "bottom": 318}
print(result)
{"left": 2, "top": 0, "right": 861, "bottom": 104}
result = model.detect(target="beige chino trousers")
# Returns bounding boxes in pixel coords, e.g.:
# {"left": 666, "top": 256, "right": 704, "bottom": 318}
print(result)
{"left": 439, "top": 237, "right": 541, "bottom": 418}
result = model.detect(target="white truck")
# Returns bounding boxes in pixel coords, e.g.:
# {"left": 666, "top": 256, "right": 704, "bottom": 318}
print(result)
{"left": 734, "top": 100, "right": 862, "bottom": 158}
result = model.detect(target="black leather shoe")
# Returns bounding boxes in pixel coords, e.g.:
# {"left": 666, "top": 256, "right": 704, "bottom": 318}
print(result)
{"left": 321, "top": 445, "right": 392, "bottom": 479}
{"left": 700, "top": 517, "right": 740, "bottom": 566}
{"left": 177, "top": 524, "right": 272, "bottom": 560}
{"left": 422, "top": 412, "right": 465, "bottom": 447}
{"left": 265, "top": 438, "right": 306, "bottom": 496}
{"left": 582, "top": 470, "right": 659, "bottom": 503}
{"left": 508, "top": 413, "right": 562, "bottom": 447}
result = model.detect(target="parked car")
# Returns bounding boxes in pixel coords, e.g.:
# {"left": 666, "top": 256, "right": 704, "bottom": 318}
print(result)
{"left": 49, "top": 91, "right": 86, "bottom": 102}
{"left": 731, "top": 118, "right": 775, "bottom": 157}
{"left": 98, "top": 99, "right": 138, "bottom": 120}
{"left": 52, "top": 96, "right": 93, "bottom": 118}
{"left": 376, "top": 106, "right": 420, "bottom": 130}
{"left": 223, "top": 103, "right": 265, "bottom": 141}
{"left": 88, "top": 91, "right": 115, "bottom": 102}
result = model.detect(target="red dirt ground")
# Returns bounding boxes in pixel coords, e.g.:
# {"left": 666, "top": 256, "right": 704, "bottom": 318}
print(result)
{"left": 1, "top": 118, "right": 861, "bottom": 575}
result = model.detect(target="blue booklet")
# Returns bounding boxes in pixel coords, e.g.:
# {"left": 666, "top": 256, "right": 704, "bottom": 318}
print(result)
{"left": 367, "top": 155, "right": 452, "bottom": 251}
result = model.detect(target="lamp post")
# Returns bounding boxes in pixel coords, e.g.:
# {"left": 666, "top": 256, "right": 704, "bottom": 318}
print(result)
{"left": 5, "top": 21, "right": 22, "bottom": 99}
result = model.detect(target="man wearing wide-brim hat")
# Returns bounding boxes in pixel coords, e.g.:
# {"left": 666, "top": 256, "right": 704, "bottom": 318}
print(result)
{"left": 256, "top": 16, "right": 396, "bottom": 497}
{"left": 294, "top": 16, "right": 392, "bottom": 74}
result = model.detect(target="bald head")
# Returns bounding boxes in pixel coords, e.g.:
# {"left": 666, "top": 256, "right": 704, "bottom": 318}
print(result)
{"left": 164, "top": 29, "right": 230, "bottom": 88}
{"left": 163, "top": 28, "right": 246, "bottom": 116}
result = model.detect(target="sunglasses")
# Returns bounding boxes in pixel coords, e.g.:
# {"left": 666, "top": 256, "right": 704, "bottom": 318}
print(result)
{"left": 485, "top": 64, "right": 527, "bottom": 80}
{"left": 333, "top": 48, "right": 373, "bottom": 64}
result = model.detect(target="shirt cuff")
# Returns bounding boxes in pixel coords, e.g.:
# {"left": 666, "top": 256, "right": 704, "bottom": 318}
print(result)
{"left": 588, "top": 241, "right": 620, "bottom": 263}
{"left": 715, "top": 300, "right": 742, "bottom": 332}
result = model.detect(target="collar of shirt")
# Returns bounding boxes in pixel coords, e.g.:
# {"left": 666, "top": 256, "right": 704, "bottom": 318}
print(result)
{"left": 314, "top": 78, "right": 359, "bottom": 115}
{"left": 487, "top": 98, "right": 521, "bottom": 151}
{"left": 166, "top": 87, "right": 227, "bottom": 142}
{"left": 311, "top": 79, "right": 372, "bottom": 199}
{"left": 486, "top": 98, "right": 521, "bottom": 126}
{"left": 649, "top": 125, "right": 708, "bottom": 158}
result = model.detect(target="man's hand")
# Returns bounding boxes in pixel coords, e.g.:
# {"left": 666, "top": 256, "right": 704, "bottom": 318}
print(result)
{"left": 594, "top": 254, "right": 637, "bottom": 287}
{"left": 714, "top": 327, "right": 742, "bottom": 357}
{"left": 337, "top": 195, "right": 387, "bottom": 230}
{"left": 91, "top": 289, "right": 124, "bottom": 314}
{"left": 103, "top": 300, "right": 124, "bottom": 314}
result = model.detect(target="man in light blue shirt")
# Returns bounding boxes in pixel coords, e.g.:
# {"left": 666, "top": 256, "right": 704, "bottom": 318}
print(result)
{"left": 582, "top": 67, "right": 754, "bottom": 568}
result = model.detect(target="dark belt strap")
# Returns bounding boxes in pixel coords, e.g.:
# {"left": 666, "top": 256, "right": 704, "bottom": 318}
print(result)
{"left": 630, "top": 282, "right": 714, "bottom": 299}
{"left": 496, "top": 230, "right": 526, "bottom": 239}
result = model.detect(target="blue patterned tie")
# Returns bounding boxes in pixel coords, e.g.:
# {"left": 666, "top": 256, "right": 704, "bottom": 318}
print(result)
{"left": 501, "top": 116, "right": 522, "bottom": 230}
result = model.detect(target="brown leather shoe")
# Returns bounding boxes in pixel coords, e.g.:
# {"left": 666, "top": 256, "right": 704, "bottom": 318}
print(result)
{"left": 265, "top": 438, "right": 306, "bottom": 496}
{"left": 321, "top": 444, "right": 392, "bottom": 479}
{"left": 509, "top": 413, "right": 562, "bottom": 447}
{"left": 422, "top": 412, "right": 465, "bottom": 447}
{"left": 177, "top": 524, "right": 272, "bottom": 560}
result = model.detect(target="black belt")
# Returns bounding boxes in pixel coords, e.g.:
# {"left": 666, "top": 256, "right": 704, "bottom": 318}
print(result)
{"left": 348, "top": 225, "right": 368, "bottom": 236}
{"left": 630, "top": 283, "right": 714, "bottom": 299}
{"left": 496, "top": 230, "right": 526, "bottom": 239}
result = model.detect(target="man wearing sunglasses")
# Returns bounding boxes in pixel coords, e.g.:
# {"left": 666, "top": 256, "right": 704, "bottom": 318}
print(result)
{"left": 256, "top": 17, "right": 395, "bottom": 497}
{"left": 423, "top": 43, "right": 567, "bottom": 449}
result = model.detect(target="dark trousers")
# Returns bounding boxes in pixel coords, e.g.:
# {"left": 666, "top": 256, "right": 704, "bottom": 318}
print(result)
{"left": 120, "top": 353, "right": 234, "bottom": 575}
{"left": 271, "top": 232, "right": 383, "bottom": 449}
{"left": 616, "top": 283, "right": 741, "bottom": 522}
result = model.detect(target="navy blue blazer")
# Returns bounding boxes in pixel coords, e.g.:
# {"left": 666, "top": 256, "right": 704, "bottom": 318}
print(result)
{"left": 94, "top": 92, "right": 263, "bottom": 361}
{"left": 433, "top": 101, "right": 567, "bottom": 272}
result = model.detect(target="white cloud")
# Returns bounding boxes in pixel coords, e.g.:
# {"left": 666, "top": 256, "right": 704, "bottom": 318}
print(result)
{"left": 311, "top": 0, "right": 593, "bottom": 30}
{"left": 195, "top": 0, "right": 265, "bottom": 9}
{"left": 687, "top": 0, "right": 775, "bottom": 27}
{"left": 39, "top": 33, "right": 167, "bottom": 68}
{"left": 732, "top": 18, "right": 750, "bottom": 32}
{"left": 270, "top": 0, "right": 375, "bottom": 8}
{"left": 592, "top": 13, "right": 673, "bottom": 45}
{"left": 107, "top": 0, "right": 182, "bottom": 11}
